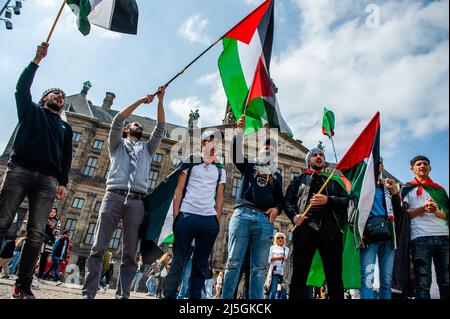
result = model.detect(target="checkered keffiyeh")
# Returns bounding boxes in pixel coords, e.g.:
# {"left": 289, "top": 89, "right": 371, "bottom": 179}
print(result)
{"left": 39, "top": 88, "right": 66, "bottom": 106}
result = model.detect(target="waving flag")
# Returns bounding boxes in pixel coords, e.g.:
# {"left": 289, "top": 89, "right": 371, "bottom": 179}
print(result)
{"left": 67, "top": 0, "right": 139, "bottom": 36}
{"left": 337, "top": 112, "right": 381, "bottom": 246}
{"left": 322, "top": 107, "right": 335, "bottom": 138}
{"left": 218, "top": 0, "right": 293, "bottom": 137}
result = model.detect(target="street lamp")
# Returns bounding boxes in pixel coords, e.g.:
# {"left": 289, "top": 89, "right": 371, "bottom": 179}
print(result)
{"left": 0, "top": 0, "right": 25, "bottom": 30}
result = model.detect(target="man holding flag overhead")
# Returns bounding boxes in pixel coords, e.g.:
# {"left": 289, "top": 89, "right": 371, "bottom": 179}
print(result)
{"left": 0, "top": 42, "right": 73, "bottom": 299}
{"left": 81, "top": 86, "right": 166, "bottom": 300}
{"left": 218, "top": 0, "right": 292, "bottom": 137}
{"left": 284, "top": 148, "right": 349, "bottom": 299}
{"left": 402, "top": 155, "right": 448, "bottom": 299}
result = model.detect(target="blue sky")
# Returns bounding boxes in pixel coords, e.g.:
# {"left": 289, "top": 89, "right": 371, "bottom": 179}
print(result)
{"left": 0, "top": 0, "right": 448, "bottom": 190}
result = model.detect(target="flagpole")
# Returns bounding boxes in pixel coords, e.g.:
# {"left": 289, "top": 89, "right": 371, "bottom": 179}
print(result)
{"left": 46, "top": 0, "right": 67, "bottom": 43}
{"left": 152, "top": 37, "right": 223, "bottom": 96}
{"left": 291, "top": 168, "right": 337, "bottom": 232}
{"left": 152, "top": 0, "right": 273, "bottom": 96}
{"left": 330, "top": 136, "right": 339, "bottom": 164}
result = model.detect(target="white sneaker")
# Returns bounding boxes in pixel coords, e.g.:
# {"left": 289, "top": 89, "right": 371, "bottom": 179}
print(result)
{"left": 31, "top": 279, "right": 40, "bottom": 290}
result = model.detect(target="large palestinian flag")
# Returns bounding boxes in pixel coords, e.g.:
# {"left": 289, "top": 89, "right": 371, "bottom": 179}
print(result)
{"left": 66, "top": 0, "right": 139, "bottom": 36}
{"left": 336, "top": 112, "right": 381, "bottom": 246}
{"left": 218, "top": 0, "right": 293, "bottom": 137}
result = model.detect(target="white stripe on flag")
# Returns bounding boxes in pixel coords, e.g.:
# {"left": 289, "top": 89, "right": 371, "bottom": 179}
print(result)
{"left": 157, "top": 200, "right": 174, "bottom": 246}
{"left": 88, "top": 0, "right": 115, "bottom": 29}
{"left": 237, "top": 29, "right": 263, "bottom": 90}
{"left": 357, "top": 153, "right": 377, "bottom": 238}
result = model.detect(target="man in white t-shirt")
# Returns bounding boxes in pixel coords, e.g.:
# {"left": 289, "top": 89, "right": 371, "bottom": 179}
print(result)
{"left": 164, "top": 130, "right": 226, "bottom": 299}
{"left": 401, "top": 155, "right": 448, "bottom": 299}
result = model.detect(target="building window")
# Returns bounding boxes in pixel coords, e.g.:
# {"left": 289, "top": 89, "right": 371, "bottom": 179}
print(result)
{"left": 83, "top": 157, "right": 98, "bottom": 177}
{"left": 73, "top": 132, "right": 81, "bottom": 143}
{"left": 94, "top": 201, "right": 102, "bottom": 213}
{"left": 232, "top": 177, "right": 241, "bottom": 196}
{"left": 109, "top": 228, "right": 122, "bottom": 250}
{"left": 84, "top": 223, "right": 96, "bottom": 245}
{"left": 148, "top": 170, "right": 159, "bottom": 191}
{"left": 71, "top": 197, "right": 85, "bottom": 209}
{"left": 92, "top": 139, "right": 104, "bottom": 151}
{"left": 64, "top": 218, "right": 77, "bottom": 232}
{"left": 153, "top": 153, "right": 163, "bottom": 163}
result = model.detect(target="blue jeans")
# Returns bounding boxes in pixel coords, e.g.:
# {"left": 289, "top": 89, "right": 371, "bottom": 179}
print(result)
{"left": 130, "top": 271, "right": 144, "bottom": 292}
{"left": 0, "top": 165, "right": 58, "bottom": 287}
{"left": 45, "top": 257, "right": 61, "bottom": 281}
{"left": 360, "top": 240, "right": 395, "bottom": 299}
{"left": 222, "top": 207, "right": 274, "bottom": 299}
{"left": 411, "top": 236, "right": 449, "bottom": 299}
{"left": 268, "top": 274, "right": 283, "bottom": 299}
{"left": 146, "top": 276, "right": 157, "bottom": 295}
{"left": 164, "top": 212, "right": 219, "bottom": 299}
{"left": 177, "top": 257, "right": 193, "bottom": 299}
{"left": 8, "top": 250, "right": 21, "bottom": 275}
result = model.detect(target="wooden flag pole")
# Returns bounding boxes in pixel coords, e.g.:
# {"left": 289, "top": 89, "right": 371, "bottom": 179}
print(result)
{"left": 291, "top": 168, "right": 337, "bottom": 232}
{"left": 46, "top": 0, "right": 67, "bottom": 43}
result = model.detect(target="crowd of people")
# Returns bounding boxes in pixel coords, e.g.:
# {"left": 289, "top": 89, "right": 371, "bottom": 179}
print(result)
{"left": 0, "top": 42, "right": 448, "bottom": 300}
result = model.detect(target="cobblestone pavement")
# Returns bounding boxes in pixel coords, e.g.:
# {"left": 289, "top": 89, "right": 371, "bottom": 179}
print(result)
{"left": 0, "top": 277, "right": 156, "bottom": 300}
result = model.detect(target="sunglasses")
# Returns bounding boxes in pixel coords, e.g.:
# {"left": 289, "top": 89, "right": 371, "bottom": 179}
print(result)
{"left": 276, "top": 237, "right": 284, "bottom": 240}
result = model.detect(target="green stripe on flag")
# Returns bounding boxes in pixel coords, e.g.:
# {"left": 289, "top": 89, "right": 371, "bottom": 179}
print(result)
{"left": 322, "top": 108, "right": 335, "bottom": 138}
{"left": 66, "top": 0, "right": 93, "bottom": 36}
{"left": 218, "top": 38, "right": 249, "bottom": 118}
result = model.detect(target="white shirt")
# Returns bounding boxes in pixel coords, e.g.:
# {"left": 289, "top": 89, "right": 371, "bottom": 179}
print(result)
{"left": 404, "top": 188, "right": 449, "bottom": 241}
{"left": 180, "top": 164, "right": 227, "bottom": 216}
{"left": 268, "top": 245, "right": 289, "bottom": 276}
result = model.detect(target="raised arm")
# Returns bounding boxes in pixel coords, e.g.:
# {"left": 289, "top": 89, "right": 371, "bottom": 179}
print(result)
{"left": 147, "top": 86, "right": 166, "bottom": 155}
{"left": 16, "top": 43, "right": 48, "bottom": 120}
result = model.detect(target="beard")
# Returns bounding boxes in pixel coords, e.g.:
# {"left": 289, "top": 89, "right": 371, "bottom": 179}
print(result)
{"left": 310, "top": 163, "right": 324, "bottom": 171}
{"left": 46, "top": 102, "right": 64, "bottom": 113}
{"left": 129, "top": 128, "right": 143, "bottom": 140}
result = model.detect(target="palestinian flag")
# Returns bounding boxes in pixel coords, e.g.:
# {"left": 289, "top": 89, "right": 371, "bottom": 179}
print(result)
{"left": 66, "top": 0, "right": 139, "bottom": 36}
{"left": 322, "top": 107, "right": 335, "bottom": 138}
{"left": 402, "top": 177, "right": 449, "bottom": 224}
{"left": 336, "top": 112, "right": 381, "bottom": 246}
{"left": 218, "top": 0, "right": 293, "bottom": 137}
{"left": 302, "top": 171, "right": 361, "bottom": 289}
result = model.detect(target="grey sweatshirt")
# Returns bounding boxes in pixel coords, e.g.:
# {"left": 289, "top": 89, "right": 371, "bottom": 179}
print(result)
{"left": 107, "top": 113, "right": 165, "bottom": 194}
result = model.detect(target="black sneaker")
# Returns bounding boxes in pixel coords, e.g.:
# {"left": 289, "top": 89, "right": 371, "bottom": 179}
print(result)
{"left": 12, "top": 285, "right": 36, "bottom": 299}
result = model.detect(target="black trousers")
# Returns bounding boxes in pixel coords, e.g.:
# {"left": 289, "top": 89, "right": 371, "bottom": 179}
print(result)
{"left": 290, "top": 219, "right": 344, "bottom": 300}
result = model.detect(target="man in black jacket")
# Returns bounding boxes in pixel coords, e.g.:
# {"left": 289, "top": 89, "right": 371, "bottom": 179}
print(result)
{"left": 0, "top": 42, "right": 72, "bottom": 299}
{"left": 221, "top": 115, "right": 284, "bottom": 299}
{"left": 284, "top": 148, "right": 349, "bottom": 299}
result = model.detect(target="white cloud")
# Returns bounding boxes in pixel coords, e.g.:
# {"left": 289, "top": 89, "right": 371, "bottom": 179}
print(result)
{"left": 243, "top": 0, "right": 265, "bottom": 6}
{"left": 169, "top": 72, "right": 226, "bottom": 127}
{"left": 268, "top": 0, "right": 449, "bottom": 160}
{"left": 178, "top": 14, "right": 210, "bottom": 44}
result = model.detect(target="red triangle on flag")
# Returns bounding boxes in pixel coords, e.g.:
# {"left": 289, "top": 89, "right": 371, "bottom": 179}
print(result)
{"left": 246, "top": 56, "right": 274, "bottom": 106}
{"left": 225, "top": 0, "right": 272, "bottom": 45}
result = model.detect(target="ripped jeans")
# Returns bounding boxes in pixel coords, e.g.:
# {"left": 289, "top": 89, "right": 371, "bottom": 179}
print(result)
{"left": 222, "top": 207, "right": 274, "bottom": 299}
